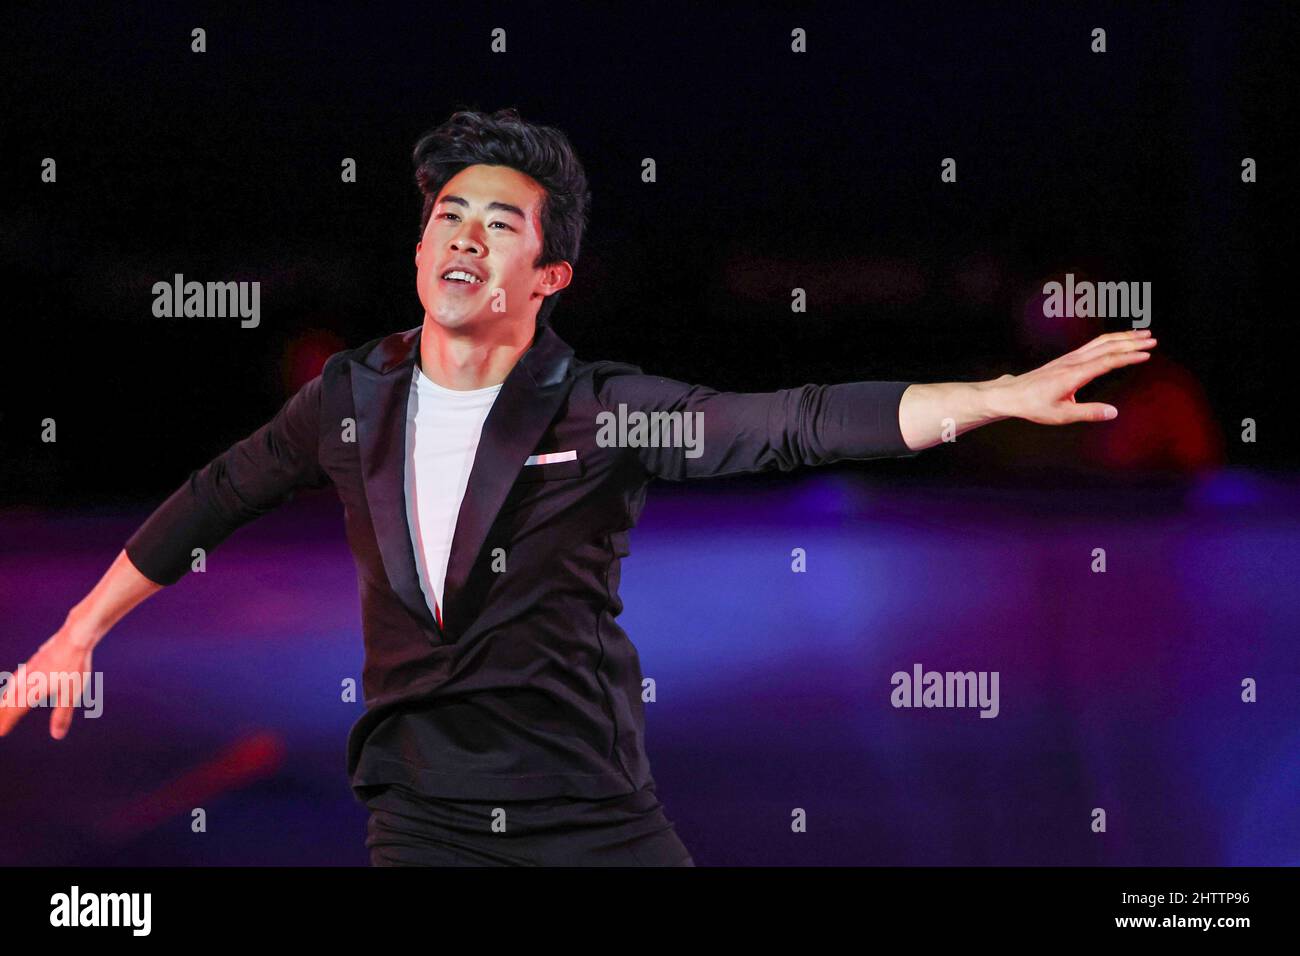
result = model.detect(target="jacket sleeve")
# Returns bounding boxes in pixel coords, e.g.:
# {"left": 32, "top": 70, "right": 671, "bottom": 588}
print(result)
{"left": 595, "top": 365, "right": 920, "bottom": 481}
{"left": 124, "top": 371, "right": 332, "bottom": 586}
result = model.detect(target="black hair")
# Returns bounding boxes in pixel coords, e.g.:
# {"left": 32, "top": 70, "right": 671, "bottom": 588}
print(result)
{"left": 412, "top": 107, "right": 591, "bottom": 327}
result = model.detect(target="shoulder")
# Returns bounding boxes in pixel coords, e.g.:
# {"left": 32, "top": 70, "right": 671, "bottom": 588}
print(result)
{"left": 569, "top": 356, "right": 646, "bottom": 404}
{"left": 570, "top": 355, "right": 645, "bottom": 384}
{"left": 320, "top": 325, "right": 419, "bottom": 381}
{"left": 567, "top": 355, "right": 700, "bottom": 413}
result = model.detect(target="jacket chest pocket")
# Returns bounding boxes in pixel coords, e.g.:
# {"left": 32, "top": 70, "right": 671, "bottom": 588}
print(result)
{"left": 514, "top": 456, "right": 584, "bottom": 483}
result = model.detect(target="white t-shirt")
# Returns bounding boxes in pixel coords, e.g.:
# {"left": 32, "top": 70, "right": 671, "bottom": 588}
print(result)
{"left": 404, "top": 360, "right": 503, "bottom": 626}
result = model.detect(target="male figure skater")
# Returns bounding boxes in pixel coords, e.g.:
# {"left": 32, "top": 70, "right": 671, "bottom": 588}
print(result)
{"left": 0, "top": 108, "right": 1156, "bottom": 866}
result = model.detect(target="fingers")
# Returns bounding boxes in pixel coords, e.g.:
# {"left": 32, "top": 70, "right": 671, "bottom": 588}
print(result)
{"left": 50, "top": 703, "right": 75, "bottom": 740}
{"left": 1025, "top": 331, "right": 1157, "bottom": 426}
{"left": 1068, "top": 402, "right": 1119, "bottom": 423}
{"left": 1077, "top": 329, "right": 1153, "bottom": 353}
{"left": 1071, "top": 331, "right": 1157, "bottom": 364}
{"left": 0, "top": 644, "right": 88, "bottom": 738}
{"left": 1036, "top": 331, "right": 1155, "bottom": 375}
{"left": 0, "top": 666, "right": 32, "bottom": 736}
{"left": 50, "top": 652, "right": 91, "bottom": 740}
{"left": 49, "top": 669, "right": 81, "bottom": 740}
{"left": 1053, "top": 342, "right": 1153, "bottom": 423}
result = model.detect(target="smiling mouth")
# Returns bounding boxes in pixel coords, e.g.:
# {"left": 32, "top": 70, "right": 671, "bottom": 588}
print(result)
{"left": 439, "top": 278, "right": 484, "bottom": 294}
{"left": 440, "top": 269, "right": 486, "bottom": 286}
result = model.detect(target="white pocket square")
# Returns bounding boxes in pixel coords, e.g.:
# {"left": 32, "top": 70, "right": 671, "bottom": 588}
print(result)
{"left": 524, "top": 449, "right": 577, "bottom": 466}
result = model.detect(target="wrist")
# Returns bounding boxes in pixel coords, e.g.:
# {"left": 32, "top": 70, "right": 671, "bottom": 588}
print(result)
{"left": 974, "top": 375, "right": 1017, "bottom": 423}
{"left": 64, "top": 604, "right": 108, "bottom": 650}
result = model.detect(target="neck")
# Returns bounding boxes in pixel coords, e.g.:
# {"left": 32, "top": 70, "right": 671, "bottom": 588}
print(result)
{"left": 418, "top": 316, "right": 537, "bottom": 390}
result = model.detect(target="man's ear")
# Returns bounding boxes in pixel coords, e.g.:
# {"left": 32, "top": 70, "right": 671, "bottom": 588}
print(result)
{"left": 539, "top": 261, "right": 574, "bottom": 296}
{"left": 414, "top": 240, "right": 423, "bottom": 267}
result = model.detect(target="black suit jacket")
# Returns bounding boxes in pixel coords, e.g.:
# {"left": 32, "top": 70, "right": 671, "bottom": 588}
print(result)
{"left": 125, "top": 322, "right": 918, "bottom": 800}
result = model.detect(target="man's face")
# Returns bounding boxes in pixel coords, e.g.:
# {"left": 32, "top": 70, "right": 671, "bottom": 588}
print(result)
{"left": 414, "top": 163, "right": 572, "bottom": 333}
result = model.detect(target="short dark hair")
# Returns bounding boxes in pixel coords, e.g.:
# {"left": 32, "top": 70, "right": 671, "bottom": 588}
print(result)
{"left": 412, "top": 107, "right": 591, "bottom": 327}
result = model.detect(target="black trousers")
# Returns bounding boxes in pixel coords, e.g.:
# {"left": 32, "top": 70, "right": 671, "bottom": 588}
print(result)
{"left": 361, "top": 782, "right": 695, "bottom": 867}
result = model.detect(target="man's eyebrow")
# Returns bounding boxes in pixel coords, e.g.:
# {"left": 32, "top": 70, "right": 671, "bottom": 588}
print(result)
{"left": 436, "top": 195, "right": 526, "bottom": 219}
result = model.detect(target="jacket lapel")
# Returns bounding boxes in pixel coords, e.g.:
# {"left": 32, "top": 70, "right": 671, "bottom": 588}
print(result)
{"left": 441, "top": 324, "right": 575, "bottom": 636}
{"left": 349, "top": 325, "right": 437, "bottom": 634}
{"left": 348, "top": 322, "right": 575, "bottom": 640}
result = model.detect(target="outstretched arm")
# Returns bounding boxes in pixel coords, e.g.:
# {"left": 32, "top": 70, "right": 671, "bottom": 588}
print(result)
{"left": 898, "top": 330, "right": 1156, "bottom": 451}
{"left": 598, "top": 329, "right": 1156, "bottom": 480}
{"left": 1, "top": 367, "right": 334, "bottom": 741}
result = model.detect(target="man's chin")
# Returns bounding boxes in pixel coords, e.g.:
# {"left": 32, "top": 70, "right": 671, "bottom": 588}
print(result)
{"left": 426, "top": 308, "right": 481, "bottom": 331}
{"left": 426, "top": 307, "right": 526, "bottom": 336}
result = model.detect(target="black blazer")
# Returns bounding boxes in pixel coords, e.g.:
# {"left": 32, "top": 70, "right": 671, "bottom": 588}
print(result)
{"left": 125, "top": 323, "right": 918, "bottom": 800}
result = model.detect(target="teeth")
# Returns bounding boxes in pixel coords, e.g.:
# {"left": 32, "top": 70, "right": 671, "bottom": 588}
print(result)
{"left": 443, "top": 270, "right": 483, "bottom": 284}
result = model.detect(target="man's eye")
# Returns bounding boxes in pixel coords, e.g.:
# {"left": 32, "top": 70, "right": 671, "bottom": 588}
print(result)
{"left": 438, "top": 213, "right": 510, "bottom": 231}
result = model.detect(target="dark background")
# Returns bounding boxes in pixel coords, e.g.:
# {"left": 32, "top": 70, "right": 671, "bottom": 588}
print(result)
{"left": 1, "top": 0, "right": 1293, "bottom": 501}
{"left": 1, "top": 1, "right": 1296, "bottom": 867}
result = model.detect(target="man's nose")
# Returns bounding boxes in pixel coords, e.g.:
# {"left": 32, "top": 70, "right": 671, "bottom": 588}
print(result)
{"left": 450, "top": 231, "right": 483, "bottom": 254}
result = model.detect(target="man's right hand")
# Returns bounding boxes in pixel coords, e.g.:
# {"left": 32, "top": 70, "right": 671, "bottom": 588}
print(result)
{"left": 1, "top": 548, "right": 164, "bottom": 740}
{"left": 0, "top": 615, "right": 101, "bottom": 740}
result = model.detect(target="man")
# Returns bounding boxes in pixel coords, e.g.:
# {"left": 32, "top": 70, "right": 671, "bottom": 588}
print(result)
{"left": 0, "top": 108, "right": 1156, "bottom": 866}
